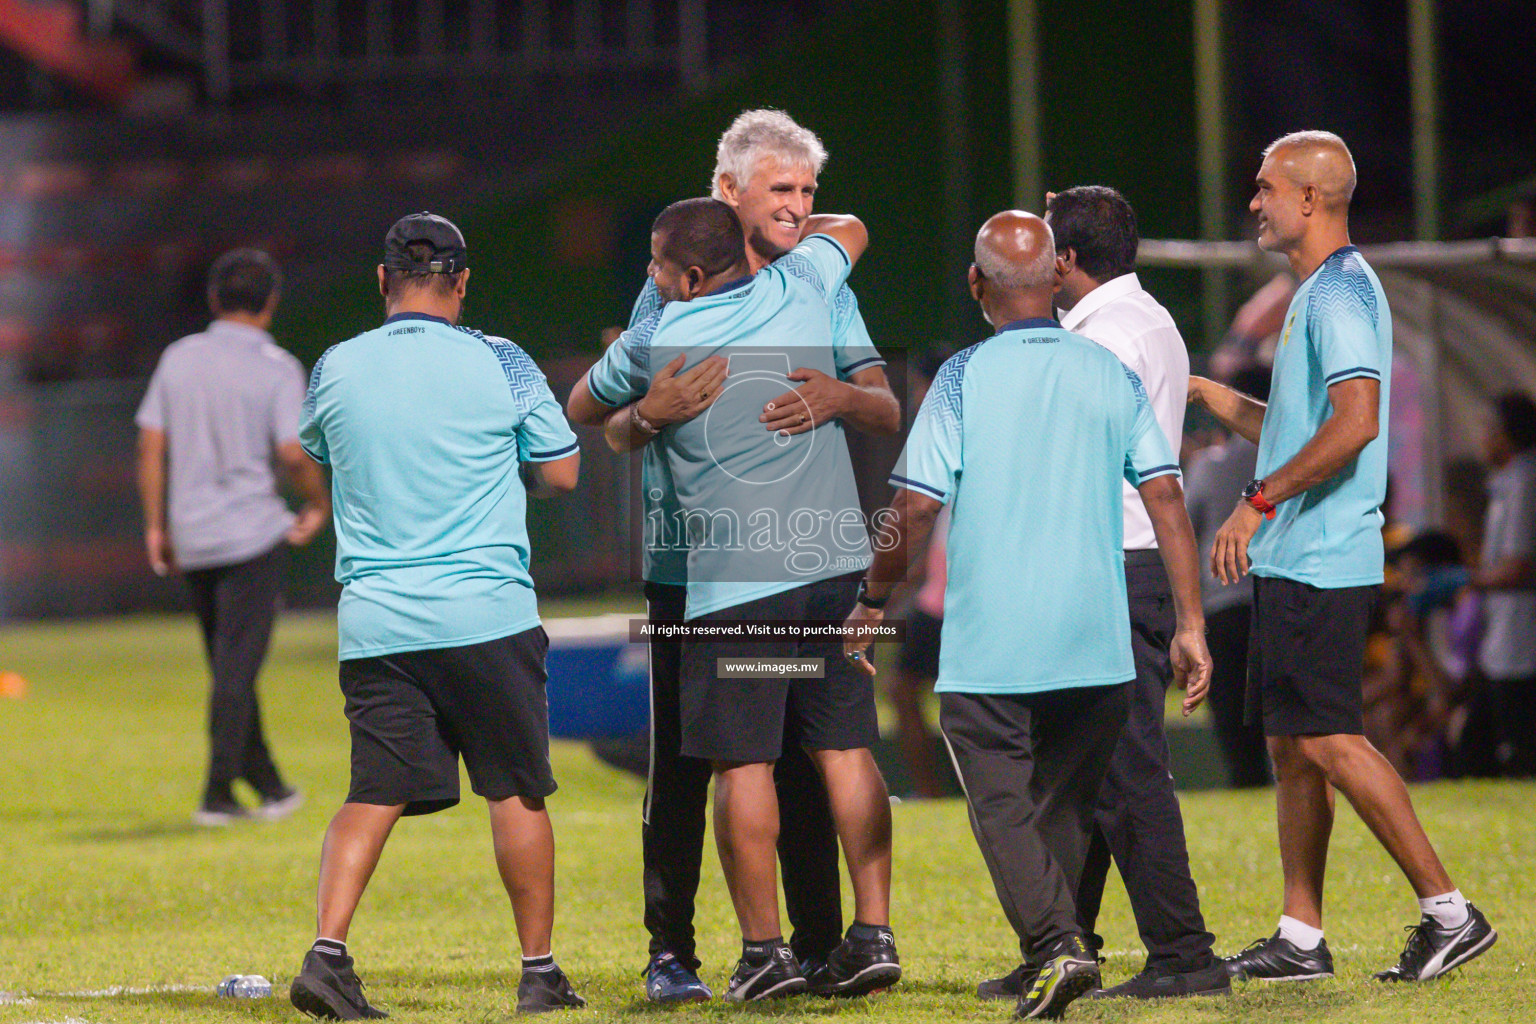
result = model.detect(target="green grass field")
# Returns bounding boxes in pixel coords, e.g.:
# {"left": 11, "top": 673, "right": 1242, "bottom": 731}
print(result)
{"left": 1, "top": 610, "right": 1531, "bottom": 1023}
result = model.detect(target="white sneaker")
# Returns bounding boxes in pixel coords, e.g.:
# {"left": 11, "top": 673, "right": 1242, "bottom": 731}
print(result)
{"left": 253, "top": 788, "right": 304, "bottom": 821}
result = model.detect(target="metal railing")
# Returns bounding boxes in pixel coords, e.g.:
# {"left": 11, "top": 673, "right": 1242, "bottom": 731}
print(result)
{"left": 90, "top": 0, "right": 711, "bottom": 102}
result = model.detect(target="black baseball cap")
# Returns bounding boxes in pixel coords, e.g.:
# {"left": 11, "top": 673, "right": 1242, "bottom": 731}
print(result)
{"left": 383, "top": 211, "right": 468, "bottom": 274}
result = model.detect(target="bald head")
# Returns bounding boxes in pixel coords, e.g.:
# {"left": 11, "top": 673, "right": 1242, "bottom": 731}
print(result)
{"left": 974, "top": 210, "right": 1056, "bottom": 290}
{"left": 1262, "top": 131, "right": 1356, "bottom": 209}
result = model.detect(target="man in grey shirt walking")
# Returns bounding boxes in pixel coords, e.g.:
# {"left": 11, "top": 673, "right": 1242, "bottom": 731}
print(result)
{"left": 1472, "top": 392, "right": 1536, "bottom": 776}
{"left": 136, "top": 248, "right": 330, "bottom": 825}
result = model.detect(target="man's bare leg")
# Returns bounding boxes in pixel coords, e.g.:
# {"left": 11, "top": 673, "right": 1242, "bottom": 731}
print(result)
{"left": 808, "top": 747, "right": 892, "bottom": 927}
{"left": 488, "top": 795, "right": 555, "bottom": 956}
{"left": 888, "top": 671, "right": 944, "bottom": 799}
{"left": 1269, "top": 736, "right": 1333, "bottom": 928}
{"left": 315, "top": 802, "right": 406, "bottom": 941}
{"left": 713, "top": 761, "right": 783, "bottom": 941}
{"left": 1293, "top": 733, "right": 1454, "bottom": 898}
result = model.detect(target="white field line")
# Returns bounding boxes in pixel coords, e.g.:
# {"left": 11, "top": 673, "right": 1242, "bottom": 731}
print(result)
{"left": 1, "top": 984, "right": 214, "bottom": 1003}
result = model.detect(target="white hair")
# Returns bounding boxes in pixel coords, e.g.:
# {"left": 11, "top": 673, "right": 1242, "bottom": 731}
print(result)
{"left": 974, "top": 220, "right": 1056, "bottom": 289}
{"left": 710, "top": 109, "right": 828, "bottom": 199}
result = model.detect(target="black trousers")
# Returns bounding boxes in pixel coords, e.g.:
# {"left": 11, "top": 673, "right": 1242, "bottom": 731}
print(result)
{"left": 640, "top": 582, "right": 843, "bottom": 968}
{"left": 184, "top": 543, "right": 287, "bottom": 804}
{"left": 1205, "top": 602, "right": 1272, "bottom": 787}
{"left": 1074, "top": 553, "right": 1215, "bottom": 973}
{"left": 940, "top": 683, "right": 1130, "bottom": 963}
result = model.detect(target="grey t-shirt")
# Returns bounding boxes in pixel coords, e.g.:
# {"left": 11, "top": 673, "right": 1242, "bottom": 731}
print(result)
{"left": 135, "top": 320, "right": 306, "bottom": 571}
{"left": 1478, "top": 449, "right": 1536, "bottom": 679}
{"left": 1185, "top": 435, "right": 1259, "bottom": 615}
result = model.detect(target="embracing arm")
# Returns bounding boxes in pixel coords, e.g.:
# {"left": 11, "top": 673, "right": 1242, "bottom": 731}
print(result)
{"left": 801, "top": 213, "right": 868, "bottom": 265}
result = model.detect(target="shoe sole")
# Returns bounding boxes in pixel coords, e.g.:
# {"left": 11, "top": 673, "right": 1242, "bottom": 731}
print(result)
{"left": 1090, "top": 984, "right": 1231, "bottom": 1000}
{"left": 1018, "top": 962, "right": 1099, "bottom": 1020}
{"left": 978, "top": 980, "right": 1028, "bottom": 1001}
{"left": 291, "top": 977, "right": 380, "bottom": 1021}
{"left": 517, "top": 998, "right": 587, "bottom": 1013}
{"left": 1418, "top": 928, "right": 1498, "bottom": 981}
{"left": 1240, "top": 971, "right": 1333, "bottom": 982}
{"left": 254, "top": 793, "right": 304, "bottom": 821}
{"left": 812, "top": 962, "right": 902, "bottom": 998}
{"left": 726, "top": 976, "right": 809, "bottom": 1002}
{"left": 191, "top": 811, "right": 245, "bottom": 827}
{"left": 647, "top": 988, "right": 711, "bottom": 1004}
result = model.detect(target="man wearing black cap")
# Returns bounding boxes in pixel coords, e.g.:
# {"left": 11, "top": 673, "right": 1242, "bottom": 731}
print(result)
{"left": 287, "top": 213, "right": 586, "bottom": 1019}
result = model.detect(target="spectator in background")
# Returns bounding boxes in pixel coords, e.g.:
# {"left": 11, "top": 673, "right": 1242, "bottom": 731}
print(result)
{"left": 1184, "top": 365, "right": 1273, "bottom": 788}
{"left": 134, "top": 248, "right": 329, "bottom": 826}
{"left": 887, "top": 348, "right": 951, "bottom": 800}
{"left": 1470, "top": 392, "right": 1536, "bottom": 776}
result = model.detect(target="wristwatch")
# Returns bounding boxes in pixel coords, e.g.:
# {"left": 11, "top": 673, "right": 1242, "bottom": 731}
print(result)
{"left": 855, "top": 580, "right": 889, "bottom": 610}
{"left": 1242, "top": 479, "right": 1277, "bottom": 520}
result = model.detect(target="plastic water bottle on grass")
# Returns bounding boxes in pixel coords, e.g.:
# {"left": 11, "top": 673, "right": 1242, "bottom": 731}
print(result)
{"left": 217, "top": 975, "right": 272, "bottom": 998}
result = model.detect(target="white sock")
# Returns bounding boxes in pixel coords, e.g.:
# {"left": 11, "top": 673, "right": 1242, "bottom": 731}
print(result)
{"left": 1420, "top": 890, "right": 1469, "bottom": 929}
{"left": 1277, "top": 916, "right": 1325, "bottom": 950}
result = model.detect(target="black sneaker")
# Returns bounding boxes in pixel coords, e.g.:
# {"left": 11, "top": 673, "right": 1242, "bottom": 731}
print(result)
{"left": 1374, "top": 904, "right": 1497, "bottom": 982}
{"left": 1015, "top": 937, "right": 1100, "bottom": 1020}
{"left": 516, "top": 966, "right": 586, "bottom": 1013}
{"left": 1221, "top": 932, "right": 1333, "bottom": 982}
{"left": 978, "top": 962, "right": 1036, "bottom": 1001}
{"left": 644, "top": 951, "right": 712, "bottom": 1003}
{"left": 1090, "top": 964, "right": 1231, "bottom": 999}
{"left": 289, "top": 949, "right": 388, "bottom": 1020}
{"left": 807, "top": 929, "right": 902, "bottom": 997}
{"left": 724, "top": 945, "right": 808, "bottom": 1002}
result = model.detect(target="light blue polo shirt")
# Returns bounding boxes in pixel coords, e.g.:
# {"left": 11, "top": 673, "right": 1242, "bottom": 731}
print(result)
{"left": 893, "top": 320, "right": 1180, "bottom": 694}
{"left": 1249, "top": 245, "right": 1391, "bottom": 588}
{"left": 589, "top": 235, "right": 874, "bottom": 618}
{"left": 299, "top": 312, "right": 579, "bottom": 659}
{"left": 622, "top": 270, "right": 884, "bottom": 586}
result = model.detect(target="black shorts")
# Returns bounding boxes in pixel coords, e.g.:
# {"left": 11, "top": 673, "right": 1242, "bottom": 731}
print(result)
{"left": 896, "top": 607, "right": 943, "bottom": 679}
{"left": 339, "top": 627, "right": 556, "bottom": 815}
{"left": 679, "top": 572, "right": 879, "bottom": 763}
{"left": 1247, "top": 576, "right": 1377, "bottom": 736}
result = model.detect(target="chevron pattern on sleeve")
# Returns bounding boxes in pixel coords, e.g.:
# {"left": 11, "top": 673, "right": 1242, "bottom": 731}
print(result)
{"left": 1122, "top": 363, "right": 1150, "bottom": 413}
{"left": 303, "top": 343, "right": 340, "bottom": 420}
{"left": 622, "top": 308, "right": 665, "bottom": 376}
{"left": 630, "top": 278, "right": 664, "bottom": 327}
{"left": 832, "top": 283, "right": 858, "bottom": 332}
{"left": 1307, "top": 250, "right": 1379, "bottom": 338}
{"left": 474, "top": 332, "right": 553, "bottom": 418}
{"left": 775, "top": 248, "right": 830, "bottom": 298}
{"left": 926, "top": 342, "right": 980, "bottom": 433}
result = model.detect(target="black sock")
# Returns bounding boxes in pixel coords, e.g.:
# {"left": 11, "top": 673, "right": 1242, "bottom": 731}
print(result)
{"left": 742, "top": 938, "right": 783, "bottom": 962}
{"left": 522, "top": 953, "right": 557, "bottom": 974}
{"left": 312, "top": 939, "right": 348, "bottom": 965}
{"left": 848, "top": 921, "right": 892, "bottom": 943}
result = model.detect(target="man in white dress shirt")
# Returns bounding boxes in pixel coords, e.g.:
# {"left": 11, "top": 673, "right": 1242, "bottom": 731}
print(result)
{"left": 979, "top": 186, "right": 1225, "bottom": 1000}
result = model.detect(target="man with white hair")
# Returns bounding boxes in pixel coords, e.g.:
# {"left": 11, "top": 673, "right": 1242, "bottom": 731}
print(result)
{"left": 567, "top": 109, "right": 899, "bottom": 1003}
{"left": 844, "top": 210, "right": 1212, "bottom": 1020}
{"left": 1193, "top": 131, "right": 1497, "bottom": 983}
